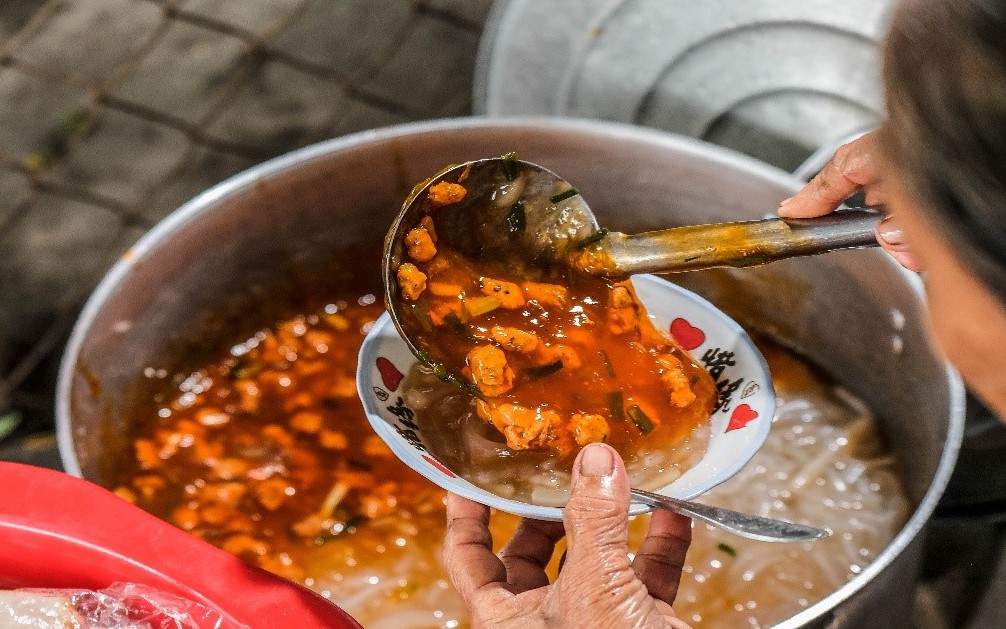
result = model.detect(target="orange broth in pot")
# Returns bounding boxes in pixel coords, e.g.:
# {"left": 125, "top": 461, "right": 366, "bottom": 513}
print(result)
{"left": 109, "top": 246, "right": 908, "bottom": 628}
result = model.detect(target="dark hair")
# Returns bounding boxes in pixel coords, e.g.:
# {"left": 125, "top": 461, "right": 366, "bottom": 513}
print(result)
{"left": 881, "top": 0, "right": 1006, "bottom": 301}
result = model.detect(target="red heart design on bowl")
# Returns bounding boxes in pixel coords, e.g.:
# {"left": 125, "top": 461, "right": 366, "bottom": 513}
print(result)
{"left": 670, "top": 317, "right": 706, "bottom": 350}
{"left": 727, "top": 404, "right": 759, "bottom": 431}
{"left": 376, "top": 357, "right": 404, "bottom": 391}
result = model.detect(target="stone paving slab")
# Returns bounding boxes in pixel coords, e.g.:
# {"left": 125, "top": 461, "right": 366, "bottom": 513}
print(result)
{"left": 0, "top": 65, "right": 90, "bottom": 161}
{"left": 334, "top": 97, "right": 410, "bottom": 135}
{"left": 425, "top": 0, "right": 495, "bottom": 24}
{"left": 0, "top": 193, "right": 124, "bottom": 349}
{"left": 111, "top": 19, "right": 250, "bottom": 127}
{"left": 179, "top": 0, "right": 308, "bottom": 35}
{"left": 0, "top": 170, "right": 33, "bottom": 226}
{"left": 271, "top": 1, "right": 415, "bottom": 80}
{"left": 362, "top": 15, "right": 479, "bottom": 115}
{"left": 145, "top": 144, "right": 256, "bottom": 222}
{"left": 0, "top": 1, "right": 47, "bottom": 42}
{"left": 16, "top": 0, "right": 162, "bottom": 84}
{"left": 48, "top": 107, "right": 190, "bottom": 207}
{"left": 203, "top": 59, "right": 347, "bottom": 151}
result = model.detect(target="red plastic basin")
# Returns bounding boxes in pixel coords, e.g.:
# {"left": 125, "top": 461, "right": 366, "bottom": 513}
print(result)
{"left": 0, "top": 462, "right": 360, "bottom": 628}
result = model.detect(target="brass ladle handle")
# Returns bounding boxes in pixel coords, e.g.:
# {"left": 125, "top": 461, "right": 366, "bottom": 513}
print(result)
{"left": 577, "top": 210, "right": 882, "bottom": 276}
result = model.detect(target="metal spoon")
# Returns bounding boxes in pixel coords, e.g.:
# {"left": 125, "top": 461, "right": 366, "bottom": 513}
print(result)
{"left": 630, "top": 487, "right": 830, "bottom": 542}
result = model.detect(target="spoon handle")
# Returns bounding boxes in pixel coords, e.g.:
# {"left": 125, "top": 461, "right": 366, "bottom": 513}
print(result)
{"left": 629, "top": 488, "right": 830, "bottom": 543}
{"left": 578, "top": 209, "right": 882, "bottom": 276}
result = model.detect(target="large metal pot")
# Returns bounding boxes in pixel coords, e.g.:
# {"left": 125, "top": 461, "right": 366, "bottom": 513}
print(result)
{"left": 56, "top": 118, "right": 965, "bottom": 628}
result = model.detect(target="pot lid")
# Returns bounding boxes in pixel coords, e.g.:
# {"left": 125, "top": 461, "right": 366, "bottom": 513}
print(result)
{"left": 475, "top": 0, "right": 891, "bottom": 172}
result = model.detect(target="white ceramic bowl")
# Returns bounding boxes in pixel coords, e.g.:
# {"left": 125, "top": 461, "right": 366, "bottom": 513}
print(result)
{"left": 358, "top": 273, "right": 775, "bottom": 521}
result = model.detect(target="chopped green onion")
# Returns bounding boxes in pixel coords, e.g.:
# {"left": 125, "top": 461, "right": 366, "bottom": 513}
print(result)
{"left": 429, "top": 362, "right": 484, "bottom": 398}
{"left": 229, "top": 360, "right": 264, "bottom": 380}
{"left": 575, "top": 228, "right": 609, "bottom": 250}
{"left": 460, "top": 378, "right": 485, "bottom": 399}
{"left": 717, "top": 542, "right": 737, "bottom": 557}
{"left": 409, "top": 303, "right": 433, "bottom": 331}
{"left": 501, "top": 151, "right": 520, "bottom": 181}
{"left": 606, "top": 391, "right": 625, "bottom": 422}
{"left": 443, "top": 312, "right": 474, "bottom": 339}
{"left": 462, "top": 295, "right": 501, "bottom": 319}
{"left": 525, "top": 360, "right": 564, "bottom": 380}
{"left": 506, "top": 200, "right": 526, "bottom": 234}
{"left": 598, "top": 350, "right": 616, "bottom": 378}
{"left": 549, "top": 187, "right": 579, "bottom": 204}
{"left": 626, "top": 404, "right": 655, "bottom": 435}
{"left": 737, "top": 253, "right": 769, "bottom": 268}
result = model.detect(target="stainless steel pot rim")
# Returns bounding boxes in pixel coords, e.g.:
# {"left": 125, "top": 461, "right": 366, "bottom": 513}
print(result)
{"left": 56, "top": 115, "right": 799, "bottom": 474}
{"left": 54, "top": 116, "right": 966, "bottom": 628}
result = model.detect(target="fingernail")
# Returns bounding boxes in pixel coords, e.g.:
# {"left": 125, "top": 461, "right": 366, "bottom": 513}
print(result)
{"left": 777, "top": 197, "right": 795, "bottom": 217}
{"left": 579, "top": 443, "right": 614, "bottom": 477}
{"left": 877, "top": 216, "right": 905, "bottom": 246}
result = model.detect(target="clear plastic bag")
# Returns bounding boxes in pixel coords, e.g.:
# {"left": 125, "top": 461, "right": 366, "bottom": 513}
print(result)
{"left": 0, "top": 582, "right": 246, "bottom": 629}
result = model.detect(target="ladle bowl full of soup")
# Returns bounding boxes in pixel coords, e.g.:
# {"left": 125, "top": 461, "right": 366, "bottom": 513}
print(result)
{"left": 57, "top": 118, "right": 964, "bottom": 629}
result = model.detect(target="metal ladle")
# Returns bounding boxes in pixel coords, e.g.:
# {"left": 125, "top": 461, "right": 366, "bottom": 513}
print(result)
{"left": 384, "top": 157, "right": 879, "bottom": 292}
{"left": 382, "top": 157, "right": 878, "bottom": 384}
{"left": 382, "top": 156, "right": 845, "bottom": 542}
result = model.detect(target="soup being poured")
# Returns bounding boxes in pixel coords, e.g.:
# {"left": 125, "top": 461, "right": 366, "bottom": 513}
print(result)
{"left": 110, "top": 248, "right": 908, "bottom": 628}
{"left": 393, "top": 175, "right": 716, "bottom": 482}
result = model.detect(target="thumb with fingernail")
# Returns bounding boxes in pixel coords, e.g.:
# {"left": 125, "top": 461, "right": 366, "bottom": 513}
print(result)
{"left": 547, "top": 443, "right": 692, "bottom": 627}
{"left": 563, "top": 442, "right": 631, "bottom": 563}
